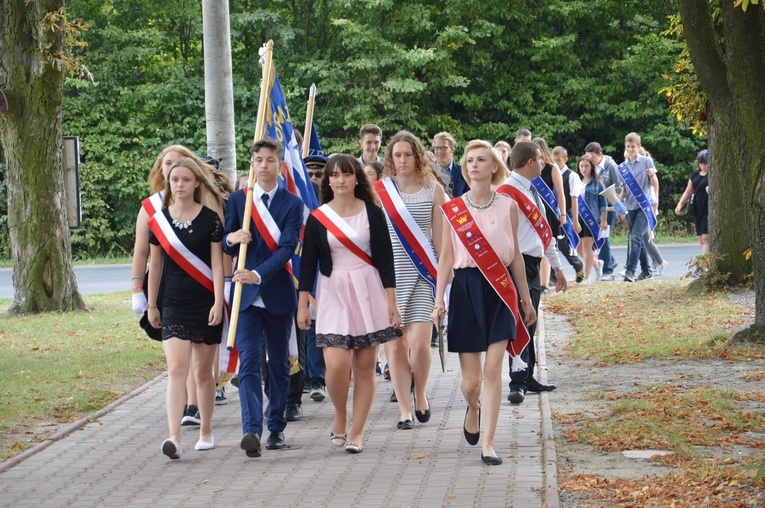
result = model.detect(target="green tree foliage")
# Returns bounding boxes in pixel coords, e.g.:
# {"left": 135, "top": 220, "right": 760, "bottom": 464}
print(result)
{"left": 48, "top": 0, "right": 705, "bottom": 257}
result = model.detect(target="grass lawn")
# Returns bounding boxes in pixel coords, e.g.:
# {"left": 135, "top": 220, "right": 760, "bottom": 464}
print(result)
{"left": 0, "top": 291, "right": 165, "bottom": 460}
{"left": 547, "top": 280, "right": 765, "bottom": 503}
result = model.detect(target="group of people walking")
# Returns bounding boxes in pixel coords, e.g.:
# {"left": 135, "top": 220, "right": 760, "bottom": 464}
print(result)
{"left": 131, "top": 126, "right": 708, "bottom": 466}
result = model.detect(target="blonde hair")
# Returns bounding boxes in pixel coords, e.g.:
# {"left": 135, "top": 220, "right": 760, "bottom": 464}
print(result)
{"left": 433, "top": 132, "right": 457, "bottom": 150}
{"left": 625, "top": 132, "right": 642, "bottom": 145}
{"left": 163, "top": 157, "right": 224, "bottom": 220}
{"left": 461, "top": 139, "right": 509, "bottom": 186}
{"left": 148, "top": 145, "right": 201, "bottom": 193}
{"left": 383, "top": 131, "right": 435, "bottom": 183}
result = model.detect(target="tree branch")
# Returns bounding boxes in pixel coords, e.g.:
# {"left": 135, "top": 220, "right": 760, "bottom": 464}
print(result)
{"left": 677, "top": 0, "right": 730, "bottom": 107}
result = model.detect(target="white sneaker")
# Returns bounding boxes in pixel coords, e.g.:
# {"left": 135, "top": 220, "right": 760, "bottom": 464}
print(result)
{"left": 580, "top": 278, "right": 592, "bottom": 284}
{"left": 195, "top": 435, "right": 215, "bottom": 451}
{"left": 161, "top": 439, "right": 182, "bottom": 460}
{"left": 657, "top": 261, "right": 668, "bottom": 276}
{"left": 595, "top": 260, "right": 604, "bottom": 282}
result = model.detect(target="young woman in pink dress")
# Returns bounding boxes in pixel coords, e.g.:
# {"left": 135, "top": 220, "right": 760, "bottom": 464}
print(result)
{"left": 297, "top": 154, "right": 401, "bottom": 454}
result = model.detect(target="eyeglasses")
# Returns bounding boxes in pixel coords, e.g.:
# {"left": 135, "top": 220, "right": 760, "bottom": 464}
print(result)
{"left": 308, "top": 171, "right": 324, "bottom": 178}
{"left": 433, "top": 146, "right": 452, "bottom": 152}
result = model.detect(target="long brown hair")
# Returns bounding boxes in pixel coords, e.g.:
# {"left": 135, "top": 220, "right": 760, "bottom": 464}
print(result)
{"left": 321, "top": 154, "right": 378, "bottom": 205}
{"left": 383, "top": 131, "right": 435, "bottom": 183}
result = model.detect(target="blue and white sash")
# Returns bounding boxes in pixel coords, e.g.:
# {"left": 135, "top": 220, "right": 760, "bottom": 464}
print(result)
{"left": 374, "top": 178, "right": 437, "bottom": 295}
{"left": 577, "top": 196, "right": 605, "bottom": 251}
{"left": 618, "top": 162, "right": 657, "bottom": 231}
{"left": 531, "top": 177, "right": 579, "bottom": 250}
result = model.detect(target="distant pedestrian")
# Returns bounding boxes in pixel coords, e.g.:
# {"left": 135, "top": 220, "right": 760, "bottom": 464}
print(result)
{"left": 675, "top": 149, "right": 710, "bottom": 254}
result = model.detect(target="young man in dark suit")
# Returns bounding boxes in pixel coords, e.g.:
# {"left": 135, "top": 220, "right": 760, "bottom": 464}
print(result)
{"left": 433, "top": 132, "right": 468, "bottom": 198}
{"left": 225, "top": 138, "right": 304, "bottom": 457}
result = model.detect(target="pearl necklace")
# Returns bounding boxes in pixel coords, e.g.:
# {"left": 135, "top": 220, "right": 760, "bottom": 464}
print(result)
{"left": 464, "top": 192, "right": 498, "bottom": 212}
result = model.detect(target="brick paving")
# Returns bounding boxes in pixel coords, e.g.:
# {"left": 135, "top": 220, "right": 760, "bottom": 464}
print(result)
{"left": 0, "top": 319, "right": 557, "bottom": 508}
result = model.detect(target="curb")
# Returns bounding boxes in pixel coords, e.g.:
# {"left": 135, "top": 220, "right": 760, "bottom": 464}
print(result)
{"left": 536, "top": 307, "right": 560, "bottom": 508}
{"left": 0, "top": 371, "right": 168, "bottom": 474}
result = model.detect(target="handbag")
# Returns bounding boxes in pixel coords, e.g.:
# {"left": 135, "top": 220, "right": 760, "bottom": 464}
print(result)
{"left": 687, "top": 193, "right": 696, "bottom": 216}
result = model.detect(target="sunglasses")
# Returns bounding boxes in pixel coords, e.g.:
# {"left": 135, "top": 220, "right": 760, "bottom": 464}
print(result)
{"left": 308, "top": 171, "right": 324, "bottom": 178}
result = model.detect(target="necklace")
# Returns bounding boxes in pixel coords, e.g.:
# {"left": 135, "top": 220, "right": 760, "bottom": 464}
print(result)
{"left": 464, "top": 191, "right": 498, "bottom": 212}
{"left": 172, "top": 218, "right": 193, "bottom": 229}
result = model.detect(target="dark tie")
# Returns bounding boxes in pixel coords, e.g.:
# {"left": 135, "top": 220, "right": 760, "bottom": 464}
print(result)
{"left": 529, "top": 184, "right": 543, "bottom": 210}
{"left": 262, "top": 193, "right": 270, "bottom": 209}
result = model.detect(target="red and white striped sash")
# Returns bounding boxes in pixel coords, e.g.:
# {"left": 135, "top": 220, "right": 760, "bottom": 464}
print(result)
{"left": 311, "top": 204, "right": 373, "bottom": 265}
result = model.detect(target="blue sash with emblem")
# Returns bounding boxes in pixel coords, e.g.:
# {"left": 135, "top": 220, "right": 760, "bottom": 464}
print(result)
{"left": 617, "top": 162, "right": 657, "bottom": 231}
{"left": 577, "top": 196, "right": 605, "bottom": 251}
{"left": 531, "top": 177, "right": 579, "bottom": 250}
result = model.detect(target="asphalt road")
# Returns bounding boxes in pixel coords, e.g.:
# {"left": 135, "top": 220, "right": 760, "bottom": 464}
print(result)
{"left": 0, "top": 243, "right": 702, "bottom": 299}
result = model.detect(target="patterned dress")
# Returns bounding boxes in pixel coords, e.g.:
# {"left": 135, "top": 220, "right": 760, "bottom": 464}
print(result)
{"left": 385, "top": 179, "right": 437, "bottom": 325}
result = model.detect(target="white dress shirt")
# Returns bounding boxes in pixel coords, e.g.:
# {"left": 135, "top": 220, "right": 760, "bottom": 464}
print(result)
{"left": 502, "top": 174, "right": 563, "bottom": 271}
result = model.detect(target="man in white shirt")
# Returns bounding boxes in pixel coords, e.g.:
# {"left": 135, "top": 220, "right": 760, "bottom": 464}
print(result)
{"left": 502, "top": 142, "right": 567, "bottom": 404}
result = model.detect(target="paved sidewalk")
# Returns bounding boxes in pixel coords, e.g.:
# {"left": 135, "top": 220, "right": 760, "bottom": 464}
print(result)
{"left": 0, "top": 318, "right": 558, "bottom": 508}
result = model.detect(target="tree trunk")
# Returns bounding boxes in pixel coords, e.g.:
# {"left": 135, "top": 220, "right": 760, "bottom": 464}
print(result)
{"left": 678, "top": 0, "right": 765, "bottom": 334}
{"left": 705, "top": 101, "right": 750, "bottom": 279}
{"left": 0, "top": 0, "right": 86, "bottom": 314}
{"left": 202, "top": 0, "right": 237, "bottom": 185}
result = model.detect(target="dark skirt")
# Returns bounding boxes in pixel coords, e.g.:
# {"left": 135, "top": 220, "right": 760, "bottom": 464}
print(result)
{"left": 578, "top": 217, "right": 593, "bottom": 238}
{"left": 695, "top": 213, "right": 708, "bottom": 236}
{"left": 446, "top": 267, "right": 516, "bottom": 353}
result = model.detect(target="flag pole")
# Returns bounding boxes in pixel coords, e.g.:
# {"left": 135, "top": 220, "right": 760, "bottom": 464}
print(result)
{"left": 302, "top": 83, "right": 316, "bottom": 158}
{"left": 227, "top": 40, "right": 274, "bottom": 350}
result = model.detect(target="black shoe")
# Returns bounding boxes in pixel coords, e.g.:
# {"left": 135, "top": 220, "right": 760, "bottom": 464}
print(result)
{"left": 637, "top": 271, "right": 653, "bottom": 281}
{"left": 414, "top": 396, "right": 431, "bottom": 423}
{"left": 396, "top": 419, "right": 414, "bottom": 430}
{"left": 527, "top": 379, "right": 557, "bottom": 393}
{"left": 389, "top": 390, "right": 397, "bottom": 403}
{"left": 181, "top": 404, "right": 201, "bottom": 426}
{"left": 265, "top": 431, "right": 286, "bottom": 450}
{"left": 285, "top": 403, "right": 303, "bottom": 422}
{"left": 463, "top": 406, "right": 480, "bottom": 446}
{"left": 507, "top": 387, "right": 526, "bottom": 404}
{"left": 481, "top": 453, "right": 503, "bottom": 466}
{"left": 240, "top": 432, "right": 261, "bottom": 458}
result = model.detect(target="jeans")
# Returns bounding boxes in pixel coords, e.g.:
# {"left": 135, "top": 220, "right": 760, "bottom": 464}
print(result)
{"left": 305, "top": 320, "right": 325, "bottom": 387}
{"left": 626, "top": 209, "right": 650, "bottom": 276}
{"left": 598, "top": 211, "right": 617, "bottom": 274}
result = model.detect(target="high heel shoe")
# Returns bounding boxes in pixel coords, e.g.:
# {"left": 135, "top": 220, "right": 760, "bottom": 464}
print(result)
{"left": 463, "top": 405, "right": 480, "bottom": 446}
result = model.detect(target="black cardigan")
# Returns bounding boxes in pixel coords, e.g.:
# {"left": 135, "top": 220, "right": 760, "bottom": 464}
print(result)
{"left": 298, "top": 201, "right": 396, "bottom": 291}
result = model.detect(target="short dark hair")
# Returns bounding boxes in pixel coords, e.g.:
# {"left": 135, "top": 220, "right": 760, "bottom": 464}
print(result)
{"left": 695, "top": 149, "right": 709, "bottom": 165}
{"left": 359, "top": 124, "right": 382, "bottom": 139}
{"left": 509, "top": 141, "right": 539, "bottom": 170}
{"left": 250, "top": 138, "right": 283, "bottom": 157}
{"left": 516, "top": 128, "right": 532, "bottom": 139}
{"left": 584, "top": 142, "right": 603, "bottom": 155}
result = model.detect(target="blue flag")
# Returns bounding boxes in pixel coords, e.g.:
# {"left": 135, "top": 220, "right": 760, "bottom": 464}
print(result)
{"left": 265, "top": 74, "right": 320, "bottom": 211}
{"left": 308, "top": 122, "right": 325, "bottom": 158}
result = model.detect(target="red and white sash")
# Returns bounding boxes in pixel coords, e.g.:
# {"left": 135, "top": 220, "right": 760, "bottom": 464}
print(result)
{"left": 148, "top": 210, "right": 214, "bottom": 292}
{"left": 250, "top": 190, "right": 294, "bottom": 276}
{"left": 141, "top": 191, "right": 163, "bottom": 217}
{"left": 496, "top": 182, "right": 553, "bottom": 251}
{"left": 374, "top": 178, "right": 437, "bottom": 291}
{"left": 311, "top": 204, "right": 373, "bottom": 265}
{"left": 441, "top": 197, "right": 531, "bottom": 371}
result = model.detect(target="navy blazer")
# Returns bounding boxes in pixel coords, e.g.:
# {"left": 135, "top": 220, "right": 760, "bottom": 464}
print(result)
{"left": 450, "top": 161, "right": 469, "bottom": 198}
{"left": 223, "top": 186, "right": 304, "bottom": 314}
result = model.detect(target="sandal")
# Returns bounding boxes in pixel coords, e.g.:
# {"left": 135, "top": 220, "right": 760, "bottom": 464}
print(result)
{"left": 345, "top": 442, "right": 362, "bottom": 454}
{"left": 330, "top": 431, "right": 347, "bottom": 447}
